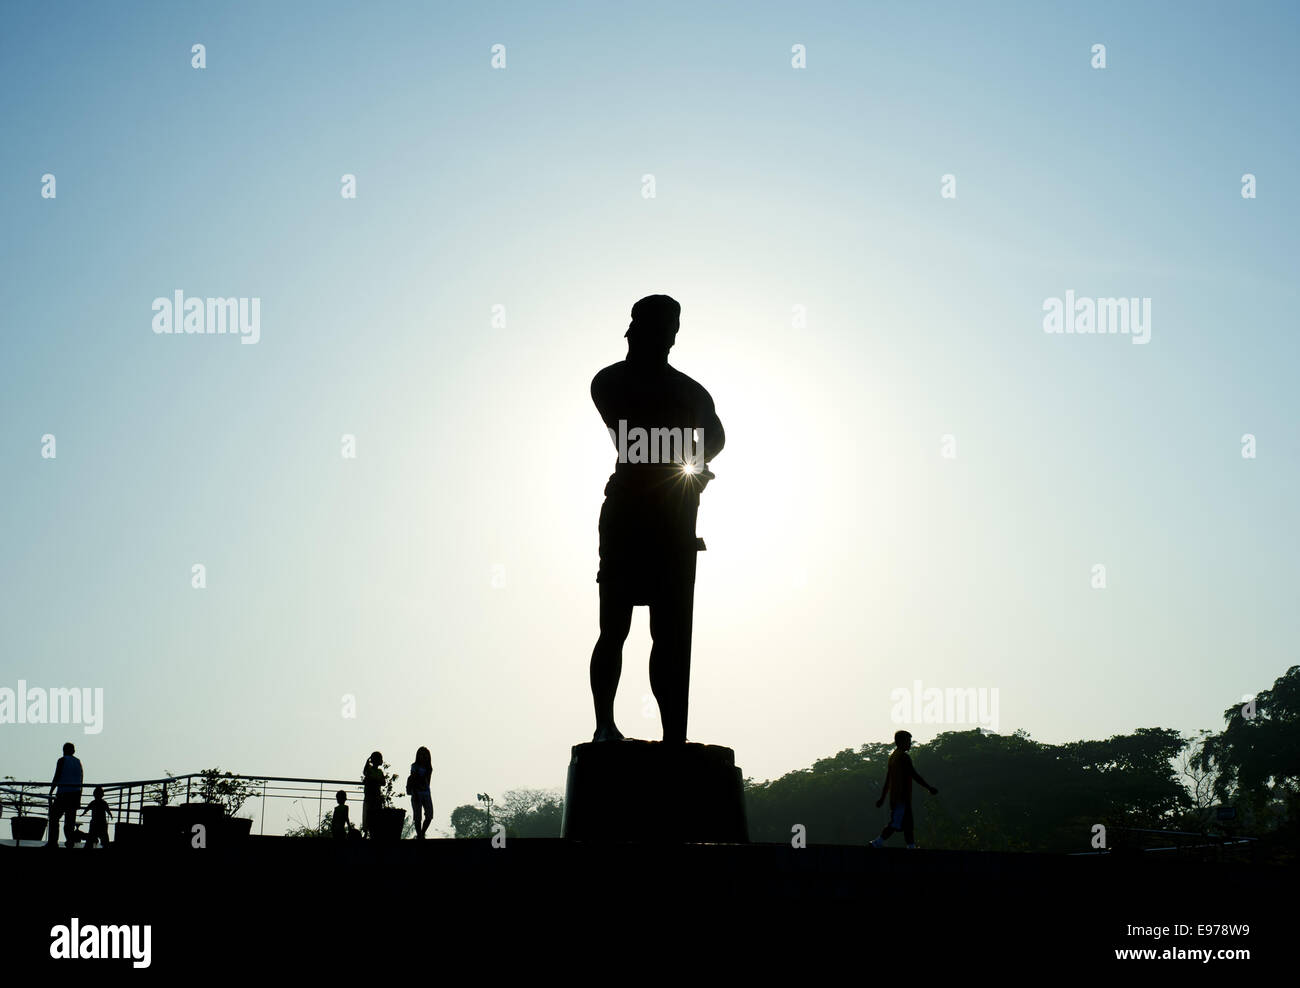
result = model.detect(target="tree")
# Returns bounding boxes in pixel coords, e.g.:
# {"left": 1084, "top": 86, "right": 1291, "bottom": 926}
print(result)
{"left": 450, "top": 804, "right": 492, "bottom": 838}
{"left": 743, "top": 726, "right": 1192, "bottom": 852}
{"left": 1194, "top": 664, "right": 1300, "bottom": 850}
{"left": 495, "top": 789, "right": 564, "bottom": 837}
{"left": 1177, "top": 729, "right": 1219, "bottom": 824}
{"left": 1057, "top": 726, "right": 1190, "bottom": 828}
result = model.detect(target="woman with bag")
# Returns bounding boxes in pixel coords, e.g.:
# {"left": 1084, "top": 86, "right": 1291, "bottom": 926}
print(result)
{"left": 408, "top": 746, "right": 434, "bottom": 839}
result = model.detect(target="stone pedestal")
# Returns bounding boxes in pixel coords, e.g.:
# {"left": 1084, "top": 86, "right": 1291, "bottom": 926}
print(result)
{"left": 561, "top": 739, "right": 748, "bottom": 843}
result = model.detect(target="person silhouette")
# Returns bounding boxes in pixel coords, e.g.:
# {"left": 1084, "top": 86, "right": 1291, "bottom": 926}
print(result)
{"left": 82, "top": 785, "right": 112, "bottom": 849}
{"left": 332, "top": 790, "right": 351, "bottom": 839}
{"left": 362, "top": 751, "right": 384, "bottom": 839}
{"left": 871, "top": 730, "right": 939, "bottom": 849}
{"left": 408, "top": 746, "right": 433, "bottom": 839}
{"left": 47, "top": 742, "right": 83, "bottom": 848}
{"left": 589, "top": 295, "right": 724, "bottom": 744}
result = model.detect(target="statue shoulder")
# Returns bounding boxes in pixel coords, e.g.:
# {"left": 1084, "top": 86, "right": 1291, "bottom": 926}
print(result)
{"left": 591, "top": 362, "right": 626, "bottom": 397}
{"left": 667, "top": 365, "right": 715, "bottom": 407}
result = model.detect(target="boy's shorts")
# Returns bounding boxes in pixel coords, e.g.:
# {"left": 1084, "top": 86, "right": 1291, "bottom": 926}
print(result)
{"left": 890, "top": 805, "right": 906, "bottom": 828}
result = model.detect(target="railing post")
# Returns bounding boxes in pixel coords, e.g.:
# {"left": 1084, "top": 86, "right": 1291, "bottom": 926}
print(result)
{"left": 260, "top": 779, "right": 267, "bottom": 835}
{"left": 317, "top": 782, "right": 323, "bottom": 829}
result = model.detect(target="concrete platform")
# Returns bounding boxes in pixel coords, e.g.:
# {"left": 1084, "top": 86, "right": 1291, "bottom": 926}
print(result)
{"left": 5, "top": 836, "right": 1287, "bottom": 974}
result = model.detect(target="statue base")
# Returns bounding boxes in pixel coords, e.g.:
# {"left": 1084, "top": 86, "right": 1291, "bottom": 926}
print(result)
{"left": 562, "top": 739, "right": 748, "bottom": 843}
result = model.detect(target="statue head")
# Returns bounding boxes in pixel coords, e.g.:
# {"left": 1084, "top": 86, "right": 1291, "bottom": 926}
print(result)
{"left": 625, "top": 294, "right": 680, "bottom": 356}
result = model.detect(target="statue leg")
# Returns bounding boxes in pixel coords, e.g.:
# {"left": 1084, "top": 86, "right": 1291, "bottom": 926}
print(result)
{"left": 649, "top": 550, "right": 696, "bottom": 744}
{"left": 591, "top": 586, "right": 633, "bottom": 741}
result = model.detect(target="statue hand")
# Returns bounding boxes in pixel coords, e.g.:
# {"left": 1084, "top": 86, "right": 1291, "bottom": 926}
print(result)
{"left": 685, "top": 465, "right": 715, "bottom": 492}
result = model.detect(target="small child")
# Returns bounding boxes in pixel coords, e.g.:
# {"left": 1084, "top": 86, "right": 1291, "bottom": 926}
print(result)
{"left": 870, "top": 730, "right": 938, "bottom": 849}
{"left": 83, "top": 786, "right": 113, "bottom": 849}
{"left": 332, "top": 790, "right": 350, "bottom": 839}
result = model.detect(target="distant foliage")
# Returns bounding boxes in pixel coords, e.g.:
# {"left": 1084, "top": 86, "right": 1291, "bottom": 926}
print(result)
{"left": 450, "top": 804, "right": 492, "bottom": 839}
{"left": 745, "top": 727, "right": 1193, "bottom": 852}
{"left": 1191, "top": 664, "right": 1299, "bottom": 861}
{"left": 450, "top": 789, "right": 565, "bottom": 838}
{"left": 495, "top": 789, "right": 564, "bottom": 837}
{"left": 745, "top": 669, "right": 1298, "bottom": 857}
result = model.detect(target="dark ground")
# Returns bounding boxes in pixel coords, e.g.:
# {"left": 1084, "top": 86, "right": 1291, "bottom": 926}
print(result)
{"left": 5, "top": 837, "right": 1286, "bottom": 975}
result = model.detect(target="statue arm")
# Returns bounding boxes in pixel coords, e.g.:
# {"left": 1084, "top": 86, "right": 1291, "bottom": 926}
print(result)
{"left": 700, "top": 393, "right": 724, "bottom": 462}
{"left": 591, "top": 368, "right": 621, "bottom": 436}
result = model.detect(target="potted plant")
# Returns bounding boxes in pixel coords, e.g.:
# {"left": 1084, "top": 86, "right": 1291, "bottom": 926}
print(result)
{"left": 373, "top": 761, "right": 406, "bottom": 841}
{"left": 141, "top": 771, "right": 183, "bottom": 840}
{"left": 192, "top": 768, "right": 260, "bottom": 844}
{"left": 5, "top": 778, "right": 47, "bottom": 844}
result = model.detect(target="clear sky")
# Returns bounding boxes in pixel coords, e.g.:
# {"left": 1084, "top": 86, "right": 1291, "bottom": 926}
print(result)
{"left": 2, "top": 1, "right": 1297, "bottom": 834}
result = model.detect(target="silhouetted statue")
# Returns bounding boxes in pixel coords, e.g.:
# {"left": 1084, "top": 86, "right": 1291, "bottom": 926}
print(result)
{"left": 871, "top": 730, "right": 939, "bottom": 849}
{"left": 589, "top": 295, "right": 724, "bottom": 743}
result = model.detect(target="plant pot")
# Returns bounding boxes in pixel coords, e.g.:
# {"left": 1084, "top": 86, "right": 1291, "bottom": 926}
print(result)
{"left": 142, "top": 804, "right": 183, "bottom": 836}
{"left": 374, "top": 806, "right": 406, "bottom": 841}
{"left": 143, "top": 803, "right": 197, "bottom": 847}
{"left": 114, "top": 821, "right": 146, "bottom": 845}
{"left": 11, "top": 816, "right": 47, "bottom": 844}
{"left": 177, "top": 802, "right": 223, "bottom": 829}
{"left": 225, "top": 816, "right": 253, "bottom": 841}
{"left": 177, "top": 803, "right": 226, "bottom": 847}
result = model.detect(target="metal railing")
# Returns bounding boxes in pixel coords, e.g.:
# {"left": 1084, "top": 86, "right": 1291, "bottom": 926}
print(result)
{"left": 1068, "top": 826, "right": 1258, "bottom": 857}
{"left": 0, "top": 773, "right": 367, "bottom": 840}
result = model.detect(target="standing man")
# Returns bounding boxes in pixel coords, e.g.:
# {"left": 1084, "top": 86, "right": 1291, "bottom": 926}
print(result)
{"left": 589, "top": 295, "right": 724, "bottom": 744}
{"left": 871, "top": 730, "right": 939, "bottom": 849}
{"left": 47, "top": 741, "right": 84, "bottom": 848}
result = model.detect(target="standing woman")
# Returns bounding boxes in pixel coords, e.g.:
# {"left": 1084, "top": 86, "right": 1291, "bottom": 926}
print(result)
{"left": 409, "top": 746, "right": 434, "bottom": 839}
{"left": 362, "top": 751, "right": 384, "bottom": 838}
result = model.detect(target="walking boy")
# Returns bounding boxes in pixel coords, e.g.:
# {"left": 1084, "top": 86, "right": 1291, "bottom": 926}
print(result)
{"left": 871, "top": 730, "right": 938, "bottom": 849}
{"left": 83, "top": 786, "right": 113, "bottom": 848}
